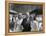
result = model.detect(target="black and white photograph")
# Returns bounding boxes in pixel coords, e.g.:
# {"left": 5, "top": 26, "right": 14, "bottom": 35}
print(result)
{"left": 9, "top": 3, "right": 44, "bottom": 32}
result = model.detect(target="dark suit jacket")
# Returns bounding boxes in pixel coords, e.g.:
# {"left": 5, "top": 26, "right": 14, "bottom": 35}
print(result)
{"left": 21, "top": 18, "right": 31, "bottom": 32}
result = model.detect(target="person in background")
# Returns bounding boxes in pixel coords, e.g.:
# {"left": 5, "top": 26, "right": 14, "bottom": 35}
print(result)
{"left": 10, "top": 16, "right": 15, "bottom": 31}
{"left": 30, "top": 13, "right": 37, "bottom": 31}
{"left": 36, "top": 15, "right": 43, "bottom": 31}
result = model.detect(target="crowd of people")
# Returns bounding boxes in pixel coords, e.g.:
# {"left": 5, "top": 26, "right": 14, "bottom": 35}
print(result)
{"left": 10, "top": 12, "right": 43, "bottom": 32}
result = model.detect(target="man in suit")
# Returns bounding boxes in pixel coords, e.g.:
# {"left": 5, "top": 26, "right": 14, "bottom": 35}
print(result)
{"left": 21, "top": 13, "right": 31, "bottom": 32}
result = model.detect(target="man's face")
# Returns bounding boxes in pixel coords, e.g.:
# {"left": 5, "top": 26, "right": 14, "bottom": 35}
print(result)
{"left": 30, "top": 13, "right": 35, "bottom": 18}
{"left": 18, "top": 14, "right": 22, "bottom": 19}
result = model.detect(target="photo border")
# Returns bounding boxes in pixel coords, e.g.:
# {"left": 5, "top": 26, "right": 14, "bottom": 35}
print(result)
{"left": 5, "top": 1, "right": 45, "bottom": 35}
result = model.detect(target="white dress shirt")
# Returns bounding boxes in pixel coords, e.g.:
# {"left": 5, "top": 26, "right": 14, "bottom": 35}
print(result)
{"left": 15, "top": 17, "right": 23, "bottom": 32}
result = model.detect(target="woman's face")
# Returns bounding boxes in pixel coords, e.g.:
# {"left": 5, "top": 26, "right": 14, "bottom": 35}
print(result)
{"left": 22, "top": 15, "right": 26, "bottom": 19}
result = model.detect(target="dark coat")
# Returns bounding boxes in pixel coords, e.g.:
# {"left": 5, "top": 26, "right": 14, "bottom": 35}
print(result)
{"left": 21, "top": 18, "right": 31, "bottom": 32}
